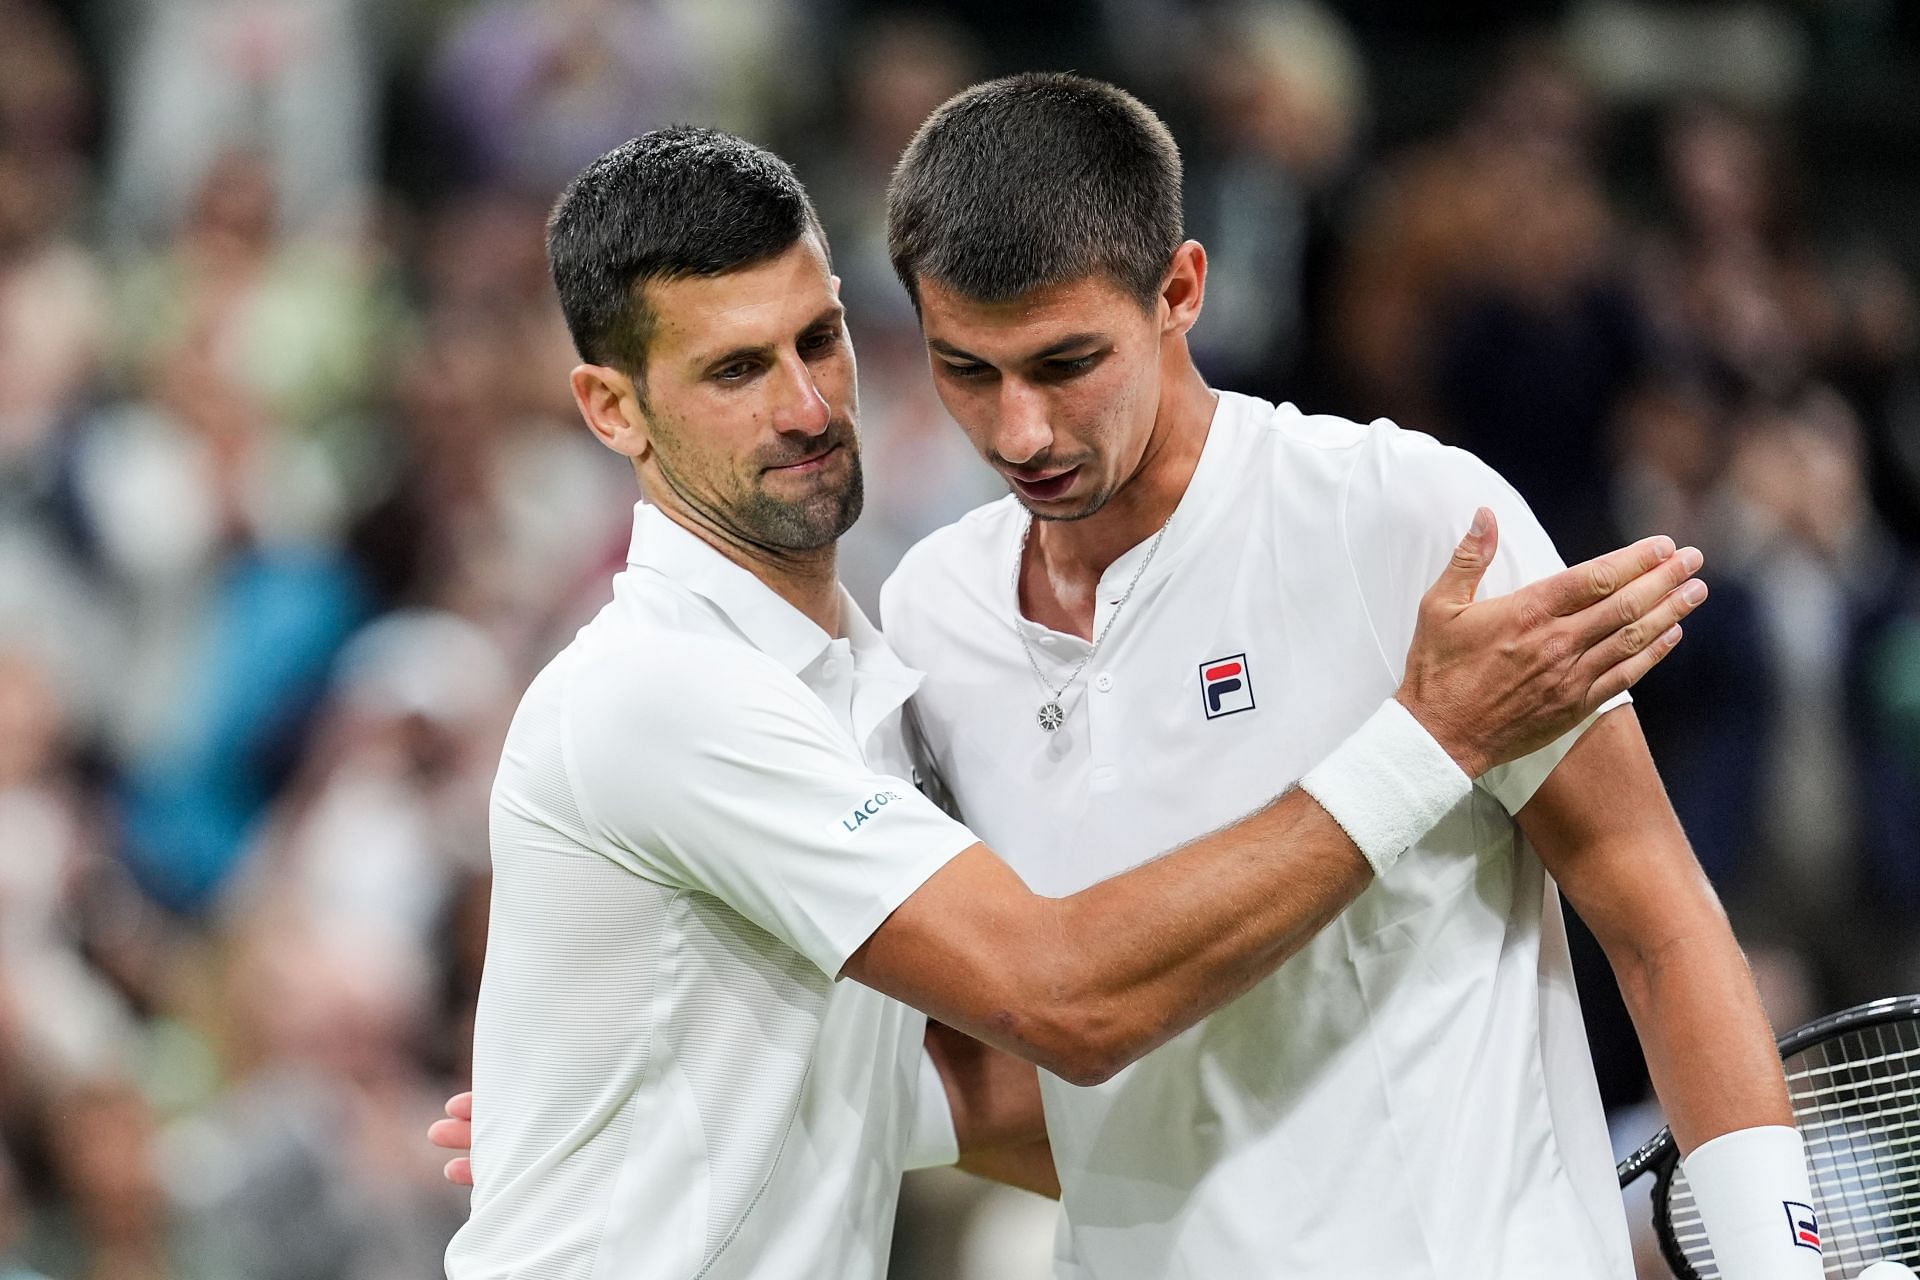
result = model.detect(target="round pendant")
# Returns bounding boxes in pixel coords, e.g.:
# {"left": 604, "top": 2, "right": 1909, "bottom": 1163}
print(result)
{"left": 1037, "top": 701, "right": 1065, "bottom": 732}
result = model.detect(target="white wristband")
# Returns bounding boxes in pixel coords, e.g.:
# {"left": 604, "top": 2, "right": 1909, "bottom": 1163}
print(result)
{"left": 1298, "top": 698, "right": 1472, "bottom": 876}
{"left": 1682, "top": 1125, "right": 1823, "bottom": 1279}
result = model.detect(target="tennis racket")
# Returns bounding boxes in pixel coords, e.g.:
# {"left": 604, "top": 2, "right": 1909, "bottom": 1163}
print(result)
{"left": 1617, "top": 994, "right": 1920, "bottom": 1279}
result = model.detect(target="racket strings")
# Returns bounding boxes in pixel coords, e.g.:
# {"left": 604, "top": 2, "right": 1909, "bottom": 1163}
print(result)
{"left": 1661, "top": 1016, "right": 1920, "bottom": 1279}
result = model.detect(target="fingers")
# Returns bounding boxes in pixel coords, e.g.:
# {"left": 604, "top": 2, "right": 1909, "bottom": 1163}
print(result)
{"left": 1563, "top": 544, "right": 1705, "bottom": 648}
{"left": 1531, "top": 534, "right": 1679, "bottom": 618}
{"left": 1575, "top": 573, "right": 1706, "bottom": 689}
{"left": 1424, "top": 507, "right": 1500, "bottom": 609}
{"left": 1584, "top": 617, "right": 1685, "bottom": 706}
{"left": 428, "top": 1116, "right": 472, "bottom": 1152}
{"left": 433, "top": 1092, "right": 476, "bottom": 1187}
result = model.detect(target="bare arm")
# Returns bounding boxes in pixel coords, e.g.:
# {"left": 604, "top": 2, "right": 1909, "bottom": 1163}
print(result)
{"left": 925, "top": 1020, "right": 1048, "bottom": 1151}
{"left": 846, "top": 519, "right": 1709, "bottom": 1086}
{"left": 1516, "top": 706, "right": 1790, "bottom": 1154}
{"left": 956, "top": 1142, "right": 1060, "bottom": 1200}
{"left": 922, "top": 1021, "right": 1058, "bottom": 1197}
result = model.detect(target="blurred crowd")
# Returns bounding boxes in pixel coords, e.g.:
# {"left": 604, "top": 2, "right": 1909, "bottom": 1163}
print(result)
{"left": 0, "top": 1, "right": 1915, "bottom": 1277}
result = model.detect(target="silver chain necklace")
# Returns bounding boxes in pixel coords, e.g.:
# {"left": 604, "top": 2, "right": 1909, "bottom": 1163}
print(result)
{"left": 1012, "top": 513, "right": 1172, "bottom": 732}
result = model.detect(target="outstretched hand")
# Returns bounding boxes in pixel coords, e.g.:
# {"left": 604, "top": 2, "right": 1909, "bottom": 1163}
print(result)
{"left": 1398, "top": 508, "right": 1706, "bottom": 777}
{"left": 429, "top": 1091, "right": 474, "bottom": 1187}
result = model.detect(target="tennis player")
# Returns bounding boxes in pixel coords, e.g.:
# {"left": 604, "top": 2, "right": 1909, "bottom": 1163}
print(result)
{"left": 438, "top": 127, "right": 1705, "bottom": 1280}
{"left": 867, "top": 74, "right": 1816, "bottom": 1279}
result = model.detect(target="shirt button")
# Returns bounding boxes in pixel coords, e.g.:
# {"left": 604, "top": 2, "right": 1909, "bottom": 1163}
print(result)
{"left": 1094, "top": 672, "right": 1113, "bottom": 692}
{"left": 822, "top": 658, "right": 842, "bottom": 677}
{"left": 1037, "top": 635, "right": 1056, "bottom": 647}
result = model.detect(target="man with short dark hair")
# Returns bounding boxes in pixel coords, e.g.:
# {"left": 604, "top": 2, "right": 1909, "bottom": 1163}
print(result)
{"left": 875, "top": 73, "right": 1810, "bottom": 1279}
{"left": 441, "top": 124, "right": 1702, "bottom": 1280}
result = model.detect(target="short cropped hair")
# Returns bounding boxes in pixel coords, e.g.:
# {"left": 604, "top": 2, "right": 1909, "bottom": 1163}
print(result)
{"left": 547, "top": 127, "right": 825, "bottom": 377}
{"left": 886, "top": 73, "right": 1184, "bottom": 310}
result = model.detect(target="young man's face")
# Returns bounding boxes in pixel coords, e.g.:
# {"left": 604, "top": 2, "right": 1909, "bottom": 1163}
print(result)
{"left": 915, "top": 271, "right": 1168, "bottom": 522}
{"left": 631, "top": 235, "right": 863, "bottom": 551}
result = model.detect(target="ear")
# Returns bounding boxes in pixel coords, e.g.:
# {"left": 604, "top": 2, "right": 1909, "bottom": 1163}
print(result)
{"left": 1160, "top": 240, "right": 1208, "bottom": 337}
{"left": 570, "top": 364, "right": 650, "bottom": 459}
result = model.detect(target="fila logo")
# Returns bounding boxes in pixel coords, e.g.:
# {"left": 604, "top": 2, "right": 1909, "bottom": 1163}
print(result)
{"left": 1782, "top": 1201, "right": 1820, "bottom": 1252}
{"left": 1199, "top": 653, "right": 1255, "bottom": 719}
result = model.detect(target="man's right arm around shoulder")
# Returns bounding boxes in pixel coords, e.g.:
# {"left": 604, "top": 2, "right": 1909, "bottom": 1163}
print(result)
{"left": 842, "top": 509, "right": 1708, "bottom": 1086}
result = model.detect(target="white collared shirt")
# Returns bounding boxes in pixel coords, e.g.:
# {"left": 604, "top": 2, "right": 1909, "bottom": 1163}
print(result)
{"left": 881, "top": 393, "right": 1634, "bottom": 1280}
{"left": 447, "top": 504, "right": 976, "bottom": 1280}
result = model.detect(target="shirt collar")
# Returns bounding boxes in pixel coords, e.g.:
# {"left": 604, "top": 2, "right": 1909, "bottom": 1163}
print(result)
{"left": 626, "top": 502, "right": 837, "bottom": 675}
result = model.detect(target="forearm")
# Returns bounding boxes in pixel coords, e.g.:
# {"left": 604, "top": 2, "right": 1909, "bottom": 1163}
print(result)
{"left": 1024, "top": 786, "right": 1372, "bottom": 1081}
{"left": 1517, "top": 708, "right": 1790, "bottom": 1151}
{"left": 956, "top": 1141, "right": 1060, "bottom": 1199}
{"left": 926, "top": 1020, "right": 1048, "bottom": 1152}
{"left": 853, "top": 700, "right": 1463, "bottom": 1085}
{"left": 1608, "top": 914, "right": 1790, "bottom": 1154}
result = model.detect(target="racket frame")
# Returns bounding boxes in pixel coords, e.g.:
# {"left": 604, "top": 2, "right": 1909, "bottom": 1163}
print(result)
{"left": 1616, "top": 993, "right": 1920, "bottom": 1279}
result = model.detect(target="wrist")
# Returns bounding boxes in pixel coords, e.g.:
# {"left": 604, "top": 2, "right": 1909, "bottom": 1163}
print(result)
{"left": 1682, "top": 1125, "right": 1823, "bottom": 1279}
{"left": 1392, "top": 689, "right": 1489, "bottom": 779}
{"left": 1300, "top": 698, "right": 1473, "bottom": 877}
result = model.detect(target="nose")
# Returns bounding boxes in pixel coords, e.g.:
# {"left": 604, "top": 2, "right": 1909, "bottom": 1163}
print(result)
{"left": 994, "top": 378, "right": 1052, "bottom": 467}
{"left": 771, "top": 353, "right": 831, "bottom": 438}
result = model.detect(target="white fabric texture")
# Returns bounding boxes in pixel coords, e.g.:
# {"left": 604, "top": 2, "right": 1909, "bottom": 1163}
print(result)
{"left": 447, "top": 503, "right": 977, "bottom": 1280}
{"left": 906, "top": 1046, "right": 961, "bottom": 1171}
{"left": 1299, "top": 697, "right": 1472, "bottom": 875}
{"left": 1682, "top": 1125, "right": 1824, "bottom": 1279}
{"left": 882, "top": 391, "right": 1634, "bottom": 1280}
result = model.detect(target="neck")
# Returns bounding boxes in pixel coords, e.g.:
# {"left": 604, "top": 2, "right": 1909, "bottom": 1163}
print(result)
{"left": 1031, "top": 355, "right": 1216, "bottom": 582}
{"left": 651, "top": 499, "right": 843, "bottom": 637}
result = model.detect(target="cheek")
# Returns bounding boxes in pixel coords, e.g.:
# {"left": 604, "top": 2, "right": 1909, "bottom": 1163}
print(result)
{"left": 822, "top": 351, "right": 859, "bottom": 411}
{"left": 928, "top": 380, "right": 994, "bottom": 452}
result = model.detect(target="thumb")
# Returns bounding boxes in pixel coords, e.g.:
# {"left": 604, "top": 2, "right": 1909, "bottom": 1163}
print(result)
{"left": 1432, "top": 507, "right": 1498, "bottom": 606}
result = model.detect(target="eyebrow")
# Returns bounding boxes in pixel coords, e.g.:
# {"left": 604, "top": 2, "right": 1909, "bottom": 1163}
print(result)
{"left": 927, "top": 331, "right": 1109, "bottom": 365}
{"left": 690, "top": 302, "right": 844, "bottom": 374}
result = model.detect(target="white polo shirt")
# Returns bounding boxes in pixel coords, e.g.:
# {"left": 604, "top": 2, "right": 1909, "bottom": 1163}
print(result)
{"left": 447, "top": 503, "right": 976, "bottom": 1280}
{"left": 881, "top": 392, "right": 1635, "bottom": 1280}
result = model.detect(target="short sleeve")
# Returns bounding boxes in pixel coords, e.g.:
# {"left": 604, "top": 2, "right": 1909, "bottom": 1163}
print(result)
{"left": 561, "top": 639, "right": 981, "bottom": 978}
{"left": 1342, "top": 424, "right": 1629, "bottom": 816}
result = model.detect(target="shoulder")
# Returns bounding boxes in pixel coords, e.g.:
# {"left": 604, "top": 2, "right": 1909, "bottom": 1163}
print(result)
{"left": 564, "top": 602, "right": 818, "bottom": 755}
{"left": 1340, "top": 417, "right": 1520, "bottom": 542}
{"left": 879, "top": 496, "right": 1020, "bottom": 655}
{"left": 1219, "top": 394, "right": 1383, "bottom": 508}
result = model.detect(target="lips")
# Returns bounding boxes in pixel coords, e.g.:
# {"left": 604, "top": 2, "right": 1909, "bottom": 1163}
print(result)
{"left": 765, "top": 443, "right": 841, "bottom": 475}
{"left": 1008, "top": 467, "right": 1079, "bottom": 503}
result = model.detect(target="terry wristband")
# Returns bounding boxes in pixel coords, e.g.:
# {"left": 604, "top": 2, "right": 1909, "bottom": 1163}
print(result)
{"left": 1299, "top": 698, "right": 1472, "bottom": 876}
{"left": 1682, "top": 1124, "right": 1823, "bottom": 1278}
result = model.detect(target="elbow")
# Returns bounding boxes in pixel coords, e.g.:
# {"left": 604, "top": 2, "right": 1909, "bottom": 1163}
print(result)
{"left": 1029, "top": 1031, "right": 1130, "bottom": 1089}
{"left": 995, "top": 984, "right": 1145, "bottom": 1088}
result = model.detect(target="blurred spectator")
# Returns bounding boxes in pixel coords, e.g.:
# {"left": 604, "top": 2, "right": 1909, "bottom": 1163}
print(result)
{"left": 0, "top": 1142, "right": 52, "bottom": 1280}
{"left": 423, "top": 0, "right": 814, "bottom": 199}
{"left": 1337, "top": 41, "right": 1642, "bottom": 558}
{"left": 1565, "top": 0, "right": 1807, "bottom": 107}
{"left": 160, "top": 922, "right": 464, "bottom": 1280}
{"left": 1183, "top": 0, "right": 1364, "bottom": 406}
{"left": 106, "top": 0, "right": 380, "bottom": 243}
{"left": 1715, "top": 389, "right": 1902, "bottom": 922}
{"left": 0, "top": 0, "right": 102, "bottom": 480}
{"left": 234, "top": 609, "right": 507, "bottom": 967}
